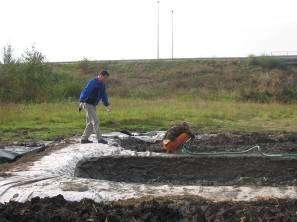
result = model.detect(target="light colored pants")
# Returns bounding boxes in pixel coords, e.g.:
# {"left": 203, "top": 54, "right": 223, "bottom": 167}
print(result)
{"left": 81, "top": 103, "right": 102, "bottom": 141}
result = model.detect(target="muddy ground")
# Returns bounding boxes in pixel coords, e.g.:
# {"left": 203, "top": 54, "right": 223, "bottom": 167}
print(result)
{"left": 98, "top": 132, "right": 297, "bottom": 186}
{"left": 1, "top": 132, "right": 297, "bottom": 221}
{"left": 118, "top": 132, "right": 297, "bottom": 153}
{"left": 75, "top": 155, "right": 297, "bottom": 186}
{"left": 1, "top": 194, "right": 297, "bottom": 222}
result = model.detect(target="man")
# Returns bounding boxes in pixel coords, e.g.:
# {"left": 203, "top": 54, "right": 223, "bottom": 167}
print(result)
{"left": 79, "top": 70, "right": 111, "bottom": 144}
{"left": 162, "top": 122, "right": 195, "bottom": 153}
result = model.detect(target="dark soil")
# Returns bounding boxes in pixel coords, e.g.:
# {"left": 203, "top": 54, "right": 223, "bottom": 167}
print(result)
{"left": 118, "top": 132, "right": 297, "bottom": 154}
{"left": 75, "top": 155, "right": 297, "bottom": 186}
{"left": 1, "top": 132, "right": 297, "bottom": 221}
{"left": 1, "top": 195, "right": 297, "bottom": 222}
{"left": 118, "top": 137, "right": 164, "bottom": 152}
{"left": 76, "top": 132, "right": 297, "bottom": 186}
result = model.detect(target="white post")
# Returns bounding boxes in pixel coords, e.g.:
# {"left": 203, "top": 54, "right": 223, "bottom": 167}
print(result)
{"left": 157, "top": 1, "right": 160, "bottom": 59}
{"left": 171, "top": 9, "right": 174, "bottom": 60}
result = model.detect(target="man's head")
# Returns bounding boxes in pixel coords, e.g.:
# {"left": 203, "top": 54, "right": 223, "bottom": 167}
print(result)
{"left": 98, "top": 70, "right": 109, "bottom": 82}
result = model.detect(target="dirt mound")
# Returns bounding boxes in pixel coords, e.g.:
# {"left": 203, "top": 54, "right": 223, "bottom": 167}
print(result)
{"left": 0, "top": 195, "right": 297, "bottom": 222}
{"left": 75, "top": 155, "right": 297, "bottom": 186}
{"left": 190, "top": 132, "right": 297, "bottom": 153}
{"left": 118, "top": 137, "right": 163, "bottom": 152}
{"left": 118, "top": 132, "right": 297, "bottom": 153}
{"left": 196, "top": 132, "right": 297, "bottom": 145}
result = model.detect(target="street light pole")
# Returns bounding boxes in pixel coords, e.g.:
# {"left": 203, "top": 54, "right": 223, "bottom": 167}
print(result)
{"left": 171, "top": 9, "right": 174, "bottom": 60}
{"left": 157, "top": 1, "right": 160, "bottom": 59}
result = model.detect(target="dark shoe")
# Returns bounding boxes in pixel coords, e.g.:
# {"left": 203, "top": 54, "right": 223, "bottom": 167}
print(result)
{"left": 98, "top": 139, "right": 108, "bottom": 144}
{"left": 120, "top": 129, "right": 133, "bottom": 136}
{"left": 81, "top": 139, "right": 93, "bottom": 144}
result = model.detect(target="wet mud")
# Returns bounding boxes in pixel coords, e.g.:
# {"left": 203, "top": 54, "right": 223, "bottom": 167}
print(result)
{"left": 93, "top": 132, "right": 297, "bottom": 186}
{"left": 1, "top": 132, "right": 297, "bottom": 221}
{"left": 118, "top": 136, "right": 164, "bottom": 152}
{"left": 118, "top": 132, "right": 297, "bottom": 153}
{"left": 75, "top": 155, "right": 297, "bottom": 186}
{"left": 1, "top": 195, "right": 297, "bottom": 222}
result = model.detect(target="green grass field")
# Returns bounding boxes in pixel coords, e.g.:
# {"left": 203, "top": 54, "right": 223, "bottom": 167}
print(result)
{"left": 1, "top": 97, "right": 296, "bottom": 141}
{"left": 1, "top": 50, "right": 296, "bottom": 142}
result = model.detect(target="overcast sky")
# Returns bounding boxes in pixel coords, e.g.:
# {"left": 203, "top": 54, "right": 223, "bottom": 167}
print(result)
{"left": 1, "top": 0, "right": 297, "bottom": 62}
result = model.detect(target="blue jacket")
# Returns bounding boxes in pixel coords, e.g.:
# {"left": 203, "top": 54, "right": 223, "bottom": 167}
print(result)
{"left": 79, "top": 78, "right": 109, "bottom": 106}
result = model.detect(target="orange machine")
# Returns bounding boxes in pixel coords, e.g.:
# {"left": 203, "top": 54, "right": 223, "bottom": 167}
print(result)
{"left": 163, "top": 132, "right": 191, "bottom": 153}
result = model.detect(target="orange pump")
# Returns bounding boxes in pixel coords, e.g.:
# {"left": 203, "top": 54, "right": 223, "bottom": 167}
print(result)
{"left": 163, "top": 133, "right": 191, "bottom": 153}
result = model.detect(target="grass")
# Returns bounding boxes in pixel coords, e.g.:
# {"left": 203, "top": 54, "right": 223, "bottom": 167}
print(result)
{"left": 2, "top": 57, "right": 297, "bottom": 104}
{"left": 1, "top": 97, "right": 297, "bottom": 141}
{"left": 56, "top": 58, "right": 296, "bottom": 103}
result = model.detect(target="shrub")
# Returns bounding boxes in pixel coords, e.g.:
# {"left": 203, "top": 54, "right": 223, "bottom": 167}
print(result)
{"left": 78, "top": 58, "right": 95, "bottom": 75}
{"left": 0, "top": 46, "right": 58, "bottom": 102}
{"left": 2, "top": 44, "right": 15, "bottom": 64}
{"left": 241, "top": 91, "right": 274, "bottom": 103}
{"left": 19, "top": 47, "right": 57, "bottom": 101}
{"left": 248, "top": 55, "right": 286, "bottom": 70}
{"left": 280, "top": 88, "right": 297, "bottom": 103}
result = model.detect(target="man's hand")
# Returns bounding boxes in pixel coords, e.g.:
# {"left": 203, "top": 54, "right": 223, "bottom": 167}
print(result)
{"left": 106, "top": 105, "right": 112, "bottom": 113}
{"left": 78, "top": 102, "right": 86, "bottom": 112}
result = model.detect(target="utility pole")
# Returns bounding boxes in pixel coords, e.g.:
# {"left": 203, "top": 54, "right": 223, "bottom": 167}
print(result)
{"left": 157, "top": 1, "right": 160, "bottom": 59}
{"left": 171, "top": 9, "right": 174, "bottom": 60}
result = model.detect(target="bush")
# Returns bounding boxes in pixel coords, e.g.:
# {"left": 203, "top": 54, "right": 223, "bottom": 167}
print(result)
{"left": 2, "top": 45, "right": 15, "bottom": 64}
{"left": 19, "top": 48, "right": 57, "bottom": 101}
{"left": 78, "top": 58, "right": 98, "bottom": 75}
{"left": 0, "top": 46, "right": 60, "bottom": 102}
{"left": 241, "top": 91, "right": 274, "bottom": 103}
{"left": 248, "top": 55, "right": 286, "bottom": 70}
{"left": 60, "top": 80, "right": 82, "bottom": 99}
{"left": 280, "top": 88, "right": 297, "bottom": 103}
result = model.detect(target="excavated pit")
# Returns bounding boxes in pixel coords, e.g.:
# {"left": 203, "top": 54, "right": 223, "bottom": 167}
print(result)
{"left": 117, "top": 132, "right": 297, "bottom": 153}
{"left": 1, "top": 132, "right": 297, "bottom": 221}
{"left": 75, "top": 155, "right": 297, "bottom": 186}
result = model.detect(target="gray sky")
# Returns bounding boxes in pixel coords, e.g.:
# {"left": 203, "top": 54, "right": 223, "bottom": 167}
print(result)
{"left": 1, "top": 0, "right": 297, "bottom": 62}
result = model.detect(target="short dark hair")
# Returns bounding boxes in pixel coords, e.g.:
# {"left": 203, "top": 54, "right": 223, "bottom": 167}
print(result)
{"left": 100, "top": 70, "right": 109, "bottom": 76}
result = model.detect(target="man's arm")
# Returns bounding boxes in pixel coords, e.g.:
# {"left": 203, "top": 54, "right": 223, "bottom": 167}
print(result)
{"left": 79, "top": 80, "right": 95, "bottom": 102}
{"left": 101, "top": 84, "right": 110, "bottom": 107}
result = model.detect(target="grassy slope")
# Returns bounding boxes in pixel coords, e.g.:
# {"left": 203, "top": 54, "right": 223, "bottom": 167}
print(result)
{"left": 54, "top": 58, "right": 297, "bottom": 102}
{"left": 55, "top": 59, "right": 250, "bottom": 100}
{"left": 1, "top": 98, "right": 297, "bottom": 141}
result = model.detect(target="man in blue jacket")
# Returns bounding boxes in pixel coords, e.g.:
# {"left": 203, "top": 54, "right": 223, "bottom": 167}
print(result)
{"left": 79, "top": 70, "right": 111, "bottom": 144}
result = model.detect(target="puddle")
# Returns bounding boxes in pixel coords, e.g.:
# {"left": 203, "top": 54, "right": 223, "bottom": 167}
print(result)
{"left": 0, "top": 141, "right": 52, "bottom": 163}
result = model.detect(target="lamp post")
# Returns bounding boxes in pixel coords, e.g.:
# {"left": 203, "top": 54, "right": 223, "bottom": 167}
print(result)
{"left": 171, "top": 9, "right": 174, "bottom": 60}
{"left": 157, "top": 1, "right": 160, "bottom": 59}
